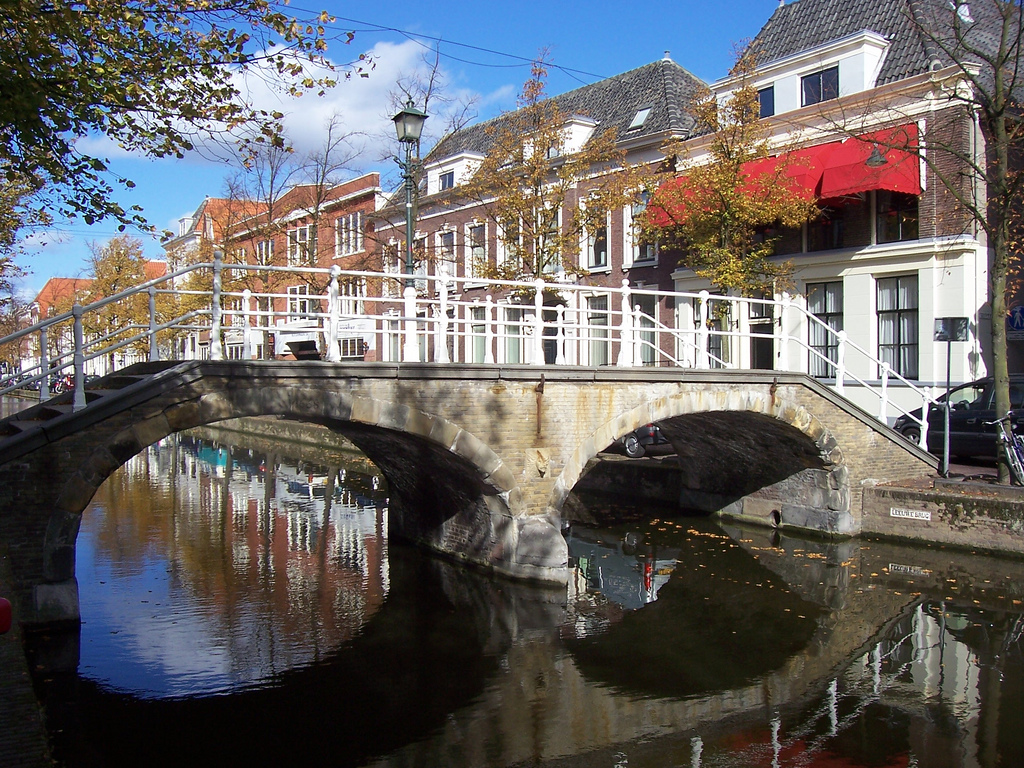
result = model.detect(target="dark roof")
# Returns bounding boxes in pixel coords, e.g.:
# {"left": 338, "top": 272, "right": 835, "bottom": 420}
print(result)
{"left": 750, "top": 0, "right": 1012, "bottom": 86}
{"left": 426, "top": 57, "right": 705, "bottom": 163}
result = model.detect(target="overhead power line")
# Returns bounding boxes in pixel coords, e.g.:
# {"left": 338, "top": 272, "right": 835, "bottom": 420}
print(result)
{"left": 277, "top": 4, "right": 608, "bottom": 85}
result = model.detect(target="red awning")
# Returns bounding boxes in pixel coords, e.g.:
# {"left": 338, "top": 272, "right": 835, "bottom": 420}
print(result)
{"left": 647, "top": 124, "right": 921, "bottom": 225}
{"left": 742, "top": 142, "right": 831, "bottom": 198}
{"left": 818, "top": 124, "right": 921, "bottom": 198}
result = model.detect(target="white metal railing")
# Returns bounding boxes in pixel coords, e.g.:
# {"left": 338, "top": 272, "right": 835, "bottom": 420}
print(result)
{"left": 0, "top": 254, "right": 933, "bottom": 444}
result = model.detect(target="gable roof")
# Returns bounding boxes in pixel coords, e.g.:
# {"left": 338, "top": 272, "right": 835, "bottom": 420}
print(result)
{"left": 750, "top": 0, "right": 1012, "bottom": 86}
{"left": 427, "top": 56, "right": 705, "bottom": 163}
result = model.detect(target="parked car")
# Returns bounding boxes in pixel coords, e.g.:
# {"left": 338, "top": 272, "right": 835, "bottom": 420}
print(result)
{"left": 616, "top": 423, "right": 670, "bottom": 458}
{"left": 893, "top": 375, "right": 1024, "bottom": 458}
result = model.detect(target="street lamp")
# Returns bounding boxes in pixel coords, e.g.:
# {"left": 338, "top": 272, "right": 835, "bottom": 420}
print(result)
{"left": 392, "top": 99, "right": 428, "bottom": 285}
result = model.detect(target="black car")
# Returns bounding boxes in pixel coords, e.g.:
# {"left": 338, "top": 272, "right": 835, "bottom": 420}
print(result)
{"left": 616, "top": 423, "right": 670, "bottom": 458}
{"left": 893, "top": 375, "right": 1024, "bottom": 457}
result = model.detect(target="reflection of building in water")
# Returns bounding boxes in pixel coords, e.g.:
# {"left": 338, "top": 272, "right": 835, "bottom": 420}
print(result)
{"left": 698, "top": 601, "right": 1024, "bottom": 768}
{"left": 565, "top": 528, "right": 678, "bottom": 611}
{"left": 90, "top": 435, "right": 392, "bottom": 689}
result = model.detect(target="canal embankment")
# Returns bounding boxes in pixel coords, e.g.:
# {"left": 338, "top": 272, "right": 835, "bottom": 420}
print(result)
{"left": 0, "top": 540, "right": 52, "bottom": 767}
{"left": 576, "top": 453, "right": 1024, "bottom": 558}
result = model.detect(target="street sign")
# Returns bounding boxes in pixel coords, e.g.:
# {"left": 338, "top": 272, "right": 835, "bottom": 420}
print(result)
{"left": 934, "top": 317, "right": 969, "bottom": 342}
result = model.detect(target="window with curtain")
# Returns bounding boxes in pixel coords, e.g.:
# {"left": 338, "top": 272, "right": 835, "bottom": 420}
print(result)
{"left": 588, "top": 294, "right": 609, "bottom": 365}
{"left": 807, "top": 281, "right": 843, "bottom": 377}
{"left": 877, "top": 274, "right": 918, "bottom": 379}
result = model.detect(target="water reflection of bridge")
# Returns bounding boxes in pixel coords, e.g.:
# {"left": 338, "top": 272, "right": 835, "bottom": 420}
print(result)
{"left": 30, "top": 429, "right": 1024, "bottom": 765}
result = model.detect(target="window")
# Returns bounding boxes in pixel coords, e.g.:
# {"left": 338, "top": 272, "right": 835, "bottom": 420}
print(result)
{"left": 541, "top": 209, "right": 562, "bottom": 274}
{"left": 877, "top": 274, "right": 918, "bottom": 379}
{"left": 628, "top": 107, "right": 651, "bottom": 130}
{"left": 801, "top": 66, "right": 839, "bottom": 107}
{"left": 439, "top": 171, "right": 455, "bottom": 190}
{"left": 256, "top": 239, "right": 274, "bottom": 264}
{"left": 470, "top": 306, "right": 487, "bottom": 363}
{"left": 587, "top": 295, "right": 609, "bottom": 366}
{"left": 807, "top": 281, "right": 843, "bottom": 377}
{"left": 467, "top": 224, "right": 486, "bottom": 279}
{"left": 335, "top": 212, "right": 363, "bottom": 257}
{"left": 287, "top": 284, "right": 315, "bottom": 319}
{"left": 338, "top": 278, "right": 365, "bottom": 315}
{"left": 807, "top": 206, "right": 844, "bottom": 251}
{"left": 876, "top": 191, "right": 919, "bottom": 243}
{"left": 438, "top": 230, "right": 457, "bottom": 283}
{"left": 589, "top": 225, "right": 608, "bottom": 269}
{"left": 339, "top": 338, "right": 366, "bottom": 359}
{"left": 631, "top": 199, "right": 657, "bottom": 264}
{"left": 694, "top": 296, "right": 729, "bottom": 367}
{"left": 504, "top": 306, "right": 526, "bottom": 364}
{"left": 499, "top": 218, "right": 522, "bottom": 269}
{"left": 287, "top": 226, "right": 310, "bottom": 266}
{"left": 758, "top": 86, "right": 775, "bottom": 118}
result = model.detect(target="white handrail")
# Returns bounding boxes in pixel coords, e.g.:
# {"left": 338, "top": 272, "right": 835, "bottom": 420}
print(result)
{"left": 0, "top": 262, "right": 936, "bottom": 432}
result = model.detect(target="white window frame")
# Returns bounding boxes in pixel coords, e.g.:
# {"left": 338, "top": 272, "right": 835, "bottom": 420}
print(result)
{"left": 287, "top": 226, "right": 311, "bottom": 267}
{"left": 465, "top": 222, "right": 487, "bottom": 282}
{"left": 287, "top": 284, "right": 315, "bottom": 319}
{"left": 625, "top": 203, "right": 658, "bottom": 268}
{"left": 335, "top": 211, "right": 363, "bottom": 258}
{"left": 256, "top": 239, "right": 274, "bottom": 264}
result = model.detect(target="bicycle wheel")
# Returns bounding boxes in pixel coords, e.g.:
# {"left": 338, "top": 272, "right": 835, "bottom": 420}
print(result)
{"left": 1005, "top": 435, "right": 1024, "bottom": 485}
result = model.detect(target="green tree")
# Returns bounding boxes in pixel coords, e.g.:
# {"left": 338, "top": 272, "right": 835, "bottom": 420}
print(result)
{"left": 460, "top": 60, "right": 643, "bottom": 287}
{"left": 641, "top": 51, "right": 820, "bottom": 296}
{"left": 0, "top": 0, "right": 352, "bottom": 236}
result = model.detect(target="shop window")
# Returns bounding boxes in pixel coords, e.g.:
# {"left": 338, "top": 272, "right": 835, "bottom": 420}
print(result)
{"left": 876, "top": 191, "right": 919, "bottom": 243}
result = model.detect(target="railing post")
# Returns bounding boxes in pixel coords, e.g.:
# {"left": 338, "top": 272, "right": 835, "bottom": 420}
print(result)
{"left": 436, "top": 281, "right": 450, "bottom": 363}
{"left": 148, "top": 286, "right": 160, "bottom": 362}
{"left": 921, "top": 386, "right": 933, "bottom": 448}
{"left": 403, "top": 285, "right": 419, "bottom": 363}
{"left": 210, "top": 249, "right": 224, "bottom": 361}
{"left": 532, "top": 279, "right": 545, "bottom": 366}
{"left": 616, "top": 279, "right": 634, "bottom": 367}
{"left": 484, "top": 295, "right": 495, "bottom": 364}
{"left": 633, "top": 304, "right": 644, "bottom": 365}
{"left": 72, "top": 303, "right": 86, "bottom": 411}
{"left": 242, "top": 289, "right": 253, "bottom": 360}
{"left": 779, "top": 292, "right": 792, "bottom": 372}
{"left": 732, "top": 296, "right": 747, "bottom": 370}
{"left": 878, "top": 362, "right": 890, "bottom": 423}
{"left": 835, "top": 330, "right": 847, "bottom": 395}
{"left": 555, "top": 305, "right": 567, "bottom": 365}
{"left": 39, "top": 326, "right": 50, "bottom": 403}
{"left": 697, "top": 290, "right": 710, "bottom": 369}
{"left": 325, "top": 267, "right": 341, "bottom": 362}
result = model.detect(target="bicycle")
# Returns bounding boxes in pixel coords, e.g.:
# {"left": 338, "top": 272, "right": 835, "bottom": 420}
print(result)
{"left": 984, "top": 412, "right": 1024, "bottom": 485}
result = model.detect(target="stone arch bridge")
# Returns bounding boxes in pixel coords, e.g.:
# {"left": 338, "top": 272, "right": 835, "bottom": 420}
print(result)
{"left": 0, "top": 360, "right": 935, "bottom": 627}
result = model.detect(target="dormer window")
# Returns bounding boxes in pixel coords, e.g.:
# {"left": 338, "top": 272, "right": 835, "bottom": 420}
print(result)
{"left": 628, "top": 107, "right": 651, "bottom": 130}
{"left": 758, "top": 86, "right": 775, "bottom": 118}
{"left": 802, "top": 66, "right": 839, "bottom": 107}
{"left": 439, "top": 171, "right": 454, "bottom": 190}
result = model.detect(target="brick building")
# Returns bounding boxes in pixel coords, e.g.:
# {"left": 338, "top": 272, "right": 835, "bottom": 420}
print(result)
{"left": 373, "top": 55, "right": 705, "bottom": 364}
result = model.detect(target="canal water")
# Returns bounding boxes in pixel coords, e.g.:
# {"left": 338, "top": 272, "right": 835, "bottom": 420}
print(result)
{"left": 24, "top": 427, "right": 1024, "bottom": 767}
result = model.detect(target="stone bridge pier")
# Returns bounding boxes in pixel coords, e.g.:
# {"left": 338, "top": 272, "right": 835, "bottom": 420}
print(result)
{"left": 0, "top": 361, "right": 935, "bottom": 628}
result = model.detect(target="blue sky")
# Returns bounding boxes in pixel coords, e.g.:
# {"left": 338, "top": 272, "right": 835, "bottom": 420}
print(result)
{"left": 17, "top": 0, "right": 781, "bottom": 297}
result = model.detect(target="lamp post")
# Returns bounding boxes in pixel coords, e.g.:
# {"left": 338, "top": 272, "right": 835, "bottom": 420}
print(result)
{"left": 392, "top": 99, "right": 427, "bottom": 363}
{"left": 392, "top": 99, "right": 428, "bottom": 286}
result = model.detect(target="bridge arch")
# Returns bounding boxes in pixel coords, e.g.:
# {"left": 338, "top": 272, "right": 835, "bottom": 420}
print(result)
{"left": 35, "top": 380, "right": 563, "bottom": 628}
{"left": 552, "top": 388, "right": 850, "bottom": 532}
